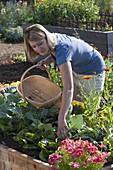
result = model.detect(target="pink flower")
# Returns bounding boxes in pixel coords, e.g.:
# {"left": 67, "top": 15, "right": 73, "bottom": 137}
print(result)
{"left": 76, "top": 148, "right": 84, "bottom": 158}
{"left": 85, "top": 140, "right": 98, "bottom": 154}
{"left": 48, "top": 138, "right": 110, "bottom": 170}
{"left": 68, "top": 162, "right": 80, "bottom": 168}
{"left": 60, "top": 138, "right": 75, "bottom": 154}
{"left": 99, "top": 143, "right": 106, "bottom": 148}
{"left": 83, "top": 161, "right": 88, "bottom": 166}
{"left": 88, "top": 152, "right": 110, "bottom": 163}
{"left": 48, "top": 154, "right": 62, "bottom": 165}
{"left": 72, "top": 148, "right": 84, "bottom": 159}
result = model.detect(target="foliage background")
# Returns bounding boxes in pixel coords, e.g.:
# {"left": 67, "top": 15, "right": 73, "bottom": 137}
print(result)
{"left": 0, "top": 0, "right": 107, "bottom": 42}
{"left": 0, "top": 0, "right": 113, "bottom": 41}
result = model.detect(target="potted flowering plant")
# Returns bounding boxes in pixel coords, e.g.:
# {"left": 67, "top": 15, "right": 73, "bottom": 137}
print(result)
{"left": 48, "top": 138, "right": 110, "bottom": 170}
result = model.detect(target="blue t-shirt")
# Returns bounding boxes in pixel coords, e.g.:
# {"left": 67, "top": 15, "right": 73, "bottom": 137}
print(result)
{"left": 54, "top": 33, "right": 105, "bottom": 75}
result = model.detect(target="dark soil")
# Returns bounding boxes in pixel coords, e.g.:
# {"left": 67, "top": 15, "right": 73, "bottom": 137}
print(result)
{"left": 0, "top": 41, "right": 48, "bottom": 83}
{"left": 0, "top": 61, "right": 48, "bottom": 83}
{"left": 0, "top": 134, "right": 40, "bottom": 160}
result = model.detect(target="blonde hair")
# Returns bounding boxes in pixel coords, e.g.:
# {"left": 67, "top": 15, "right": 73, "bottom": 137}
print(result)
{"left": 24, "top": 24, "right": 57, "bottom": 62}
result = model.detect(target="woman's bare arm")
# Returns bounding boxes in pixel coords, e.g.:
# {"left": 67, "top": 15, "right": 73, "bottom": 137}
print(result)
{"left": 58, "top": 61, "right": 74, "bottom": 137}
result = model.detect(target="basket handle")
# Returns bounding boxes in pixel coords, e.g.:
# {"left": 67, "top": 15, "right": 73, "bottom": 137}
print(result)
{"left": 20, "top": 64, "right": 52, "bottom": 100}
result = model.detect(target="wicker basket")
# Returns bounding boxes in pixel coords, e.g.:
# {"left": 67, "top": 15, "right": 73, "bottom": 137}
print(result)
{"left": 17, "top": 64, "right": 62, "bottom": 108}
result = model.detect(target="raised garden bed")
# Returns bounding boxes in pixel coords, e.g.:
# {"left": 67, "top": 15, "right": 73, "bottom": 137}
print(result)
{"left": 0, "top": 52, "right": 113, "bottom": 170}
{"left": 23, "top": 23, "right": 113, "bottom": 57}
{"left": 45, "top": 25, "right": 113, "bottom": 56}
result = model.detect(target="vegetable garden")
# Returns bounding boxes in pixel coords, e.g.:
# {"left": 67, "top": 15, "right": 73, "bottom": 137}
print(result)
{"left": 0, "top": 0, "right": 113, "bottom": 169}
{"left": 0, "top": 58, "right": 113, "bottom": 169}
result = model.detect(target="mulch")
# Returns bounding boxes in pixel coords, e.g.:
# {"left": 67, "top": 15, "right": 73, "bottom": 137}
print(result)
{"left": 0, "top": 41, "right": 48, "bottom": 83}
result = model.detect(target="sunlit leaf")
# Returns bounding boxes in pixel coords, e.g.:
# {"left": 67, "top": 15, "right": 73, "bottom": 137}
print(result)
{"left": 70, "top": 114, "right": 83, "bottom": 130}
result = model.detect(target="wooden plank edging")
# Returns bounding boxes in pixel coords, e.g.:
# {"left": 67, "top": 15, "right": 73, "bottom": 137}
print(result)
{"left": 102, "top": 164, "right": 113, "bottom": 170}
{"left": 0, "top": 144, "right": 50, "bottom": 170}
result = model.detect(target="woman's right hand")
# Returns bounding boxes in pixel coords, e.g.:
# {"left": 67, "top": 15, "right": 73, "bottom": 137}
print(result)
{"left": 37, "top": 60, "right": 47, "bottom": 70}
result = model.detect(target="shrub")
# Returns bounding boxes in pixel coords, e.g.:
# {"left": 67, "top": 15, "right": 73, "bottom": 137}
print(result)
{"left": 0, "top": 1, "right": 34, "bottom": 36}
{"left": 5, "top": 26, "right": 23, "bottom": 42}
{"left": 94, "top": 0, "right": 113, "bottom": 13}
{"left": 33, "top": 0, "right": 100, "bottom": 25}
{"left": 0, "top": 0, "right": 100, "bottom": 30}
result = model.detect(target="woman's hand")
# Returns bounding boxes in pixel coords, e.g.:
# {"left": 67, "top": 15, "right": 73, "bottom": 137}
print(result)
{"left": 58, "top": 115, "right": 69, "bottom": 139}
{"left": 37, "top": 59, "right": 47, "bottom": 70}
{"left": 37, "top": 54, "right": 55, "bottom": 70}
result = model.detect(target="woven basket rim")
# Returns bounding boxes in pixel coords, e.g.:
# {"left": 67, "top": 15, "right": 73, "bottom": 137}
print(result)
{"left": 17, "top": 64, "right": 62, "bottom": 107}
{"left": 17, "top": 75, "right": 62, "bottom": 106}
{"left": 20, "top": 74, "right": 54, "bottom": 82}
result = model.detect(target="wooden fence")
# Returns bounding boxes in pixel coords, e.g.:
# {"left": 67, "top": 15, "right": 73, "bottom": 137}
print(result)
{"left": 51, "top": 12, "right": 113, "bottom": 31}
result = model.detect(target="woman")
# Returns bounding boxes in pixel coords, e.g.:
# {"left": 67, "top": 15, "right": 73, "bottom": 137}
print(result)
{"left": 24, "top": 24, "right": 105, "bottom": 138}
